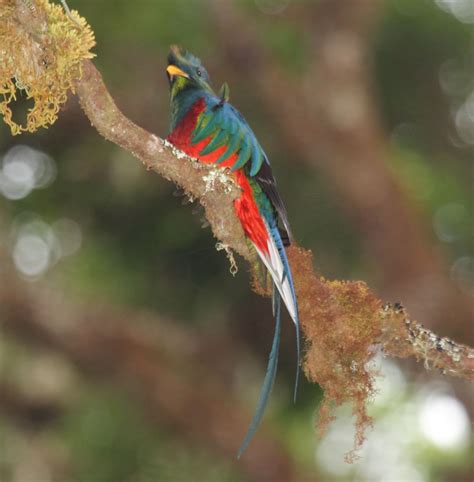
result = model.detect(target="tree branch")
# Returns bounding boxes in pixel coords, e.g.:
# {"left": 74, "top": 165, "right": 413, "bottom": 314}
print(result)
{"left": 381, "top": 303, "right": 474, "bottom": 380}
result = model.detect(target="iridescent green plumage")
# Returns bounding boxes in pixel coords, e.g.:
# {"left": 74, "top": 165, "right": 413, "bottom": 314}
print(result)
{"left": 191, "top": 99, "right": 266, "bottom": 176}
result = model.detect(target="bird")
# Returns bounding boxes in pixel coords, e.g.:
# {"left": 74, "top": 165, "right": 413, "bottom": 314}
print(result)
{"left": 166, "top": 45, "right": 300, "bottom": 457}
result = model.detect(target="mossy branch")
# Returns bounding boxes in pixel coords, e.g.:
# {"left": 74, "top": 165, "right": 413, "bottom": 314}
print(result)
{"left": 2, "top": 0, "right": 473, "bottom": 461}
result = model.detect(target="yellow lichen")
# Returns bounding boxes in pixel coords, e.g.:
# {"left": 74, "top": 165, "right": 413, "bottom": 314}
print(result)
{"left": 0, "top": 0, "right": 95, "bottom": 134}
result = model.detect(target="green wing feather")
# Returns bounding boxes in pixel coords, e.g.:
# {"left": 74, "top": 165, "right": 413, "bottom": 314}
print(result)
{"left": 192, "top": 108, "right": 223, "bottom": 143}
{"left": 216, "top": 132, "right": 241, "bottom": 164}
{"left": 219, "top": 82, "right": 230, "bottom": 102}
{"left": 200, "top": 128, "right": 228, "bottom": 155}
{"left": 193, "top": 112, "right": 206, "bottom": 136}
{"left": 249, "top": 140, "right": 264, "bottom": 176}
{"left": 191, "top": 98, "right": 269, "bottom": 175}
{"left": 231, "top": 138, "right": 251, "bottom": 171}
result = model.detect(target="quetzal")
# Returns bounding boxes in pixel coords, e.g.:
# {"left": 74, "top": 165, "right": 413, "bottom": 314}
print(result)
{"left": 166, "top": 45, "right": 300, "bottom": 457}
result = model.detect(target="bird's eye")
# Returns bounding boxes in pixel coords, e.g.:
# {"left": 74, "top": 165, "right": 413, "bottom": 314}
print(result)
{"left": 196, "top": 69, "right": 202, "bottom": 77}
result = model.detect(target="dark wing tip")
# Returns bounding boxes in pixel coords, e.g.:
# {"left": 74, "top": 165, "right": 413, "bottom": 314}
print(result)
{"left": 255, "top": 161, "right": 293, "bottom": 243}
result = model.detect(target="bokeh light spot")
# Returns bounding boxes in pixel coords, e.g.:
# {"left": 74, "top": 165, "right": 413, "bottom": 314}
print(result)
{"left": 0, "top": 145, "right": 57, "bottom": 200}
{"left": 10, "top": 217, "right": 61, "bottom": 278}
{"left": 451, "top": 256, "right": 474, "bottom": 292}
{"left": 13, "top": 233, "right": 50, "bottom": 277}
{"left": 419, "top": 393, "right": 470, "bottom": 450}
{"left": 454, "top": 91, "right": 474, "bottom": 144}
{"left": 435, "top": 0, "right": 474, "bottom": 23}
{"left": 438, "top": 59, "right": 471, "bottom": 96}
{"left": 52, "top": 218, "right": 83, "bottom": 257}
{"left": 0, "top": 159, "right": 35, "bottom": 200}
{"left": 432, "top": 202, "right": 468, "bottom": 242}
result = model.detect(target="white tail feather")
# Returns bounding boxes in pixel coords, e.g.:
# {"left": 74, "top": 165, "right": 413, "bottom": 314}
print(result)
{"left": 254, "top": 236, "right": 297, "bottom": 325}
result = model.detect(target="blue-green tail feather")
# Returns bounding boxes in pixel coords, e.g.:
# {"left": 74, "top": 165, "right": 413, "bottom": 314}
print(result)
{"left": 267, "top": 222, "right": 301, "bottom": 402}
{"left": 237, "top": 289, "right": 281, "bottom": 459}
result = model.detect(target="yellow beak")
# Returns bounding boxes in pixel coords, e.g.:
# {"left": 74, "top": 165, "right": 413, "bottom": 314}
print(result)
{"left": 166, "top": 65, "right": 190, "bottom": 79}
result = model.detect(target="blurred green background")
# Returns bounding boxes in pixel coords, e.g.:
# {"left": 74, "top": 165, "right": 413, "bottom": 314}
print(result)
{"left": 0, "top": 0, "right": 473, "bottom": 481}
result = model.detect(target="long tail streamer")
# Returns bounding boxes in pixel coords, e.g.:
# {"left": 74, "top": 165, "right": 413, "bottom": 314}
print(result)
{"left": 237, "top": 289, "right": 282, "bottom": 459}
{"left": 268, "top": 223, "right": 300, "bottom": 401}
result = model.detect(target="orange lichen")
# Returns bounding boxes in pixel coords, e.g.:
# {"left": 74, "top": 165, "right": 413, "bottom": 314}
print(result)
{"left": 287, "top": 245, "right": 383, "bottom": 461}
{"left": 0, "top": 0, "right": 95, "bottom": 134}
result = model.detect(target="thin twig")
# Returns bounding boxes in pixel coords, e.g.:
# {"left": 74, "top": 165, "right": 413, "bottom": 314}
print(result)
{"left": 59, "top": 0, "right": 82, "bottom": 27}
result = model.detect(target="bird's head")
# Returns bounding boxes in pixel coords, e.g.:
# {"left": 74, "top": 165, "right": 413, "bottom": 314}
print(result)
{"left": 167, "top": 45, "right": 213, "bottom": 99}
